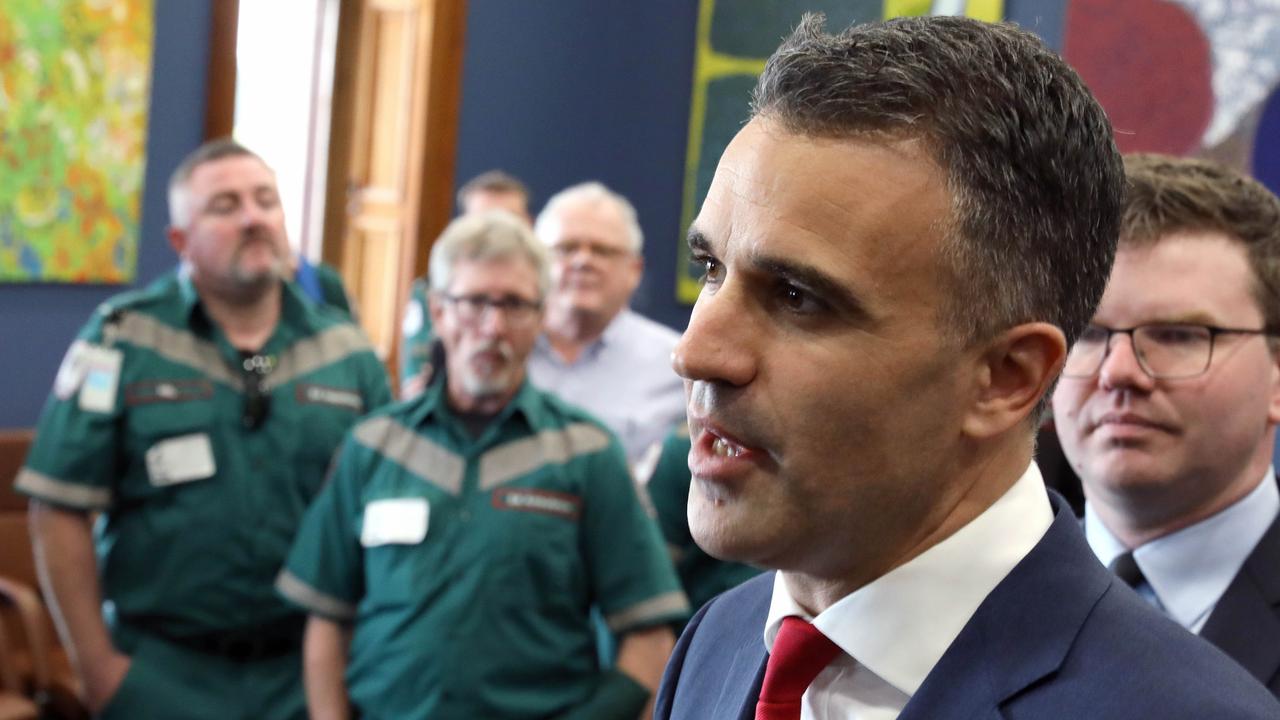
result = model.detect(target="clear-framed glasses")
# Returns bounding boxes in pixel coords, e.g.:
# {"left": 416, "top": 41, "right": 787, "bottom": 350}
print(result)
{"left": 442, "top": 293, "right": 542, "bottom": 327}
{"left": 1062, "top": 323, "right": 1274, "bottom": 379}
{"left": 549, "top": 239, "right": 632, "bottom": 261}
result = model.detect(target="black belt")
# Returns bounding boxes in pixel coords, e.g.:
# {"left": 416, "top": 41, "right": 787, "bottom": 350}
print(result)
{"left": 130, "top": 619, "right": 304, "bottom": 663}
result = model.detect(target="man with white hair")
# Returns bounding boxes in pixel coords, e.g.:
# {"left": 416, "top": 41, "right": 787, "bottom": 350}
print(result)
{"left": 531, "top": 182, "right": 685, "bottom": 466}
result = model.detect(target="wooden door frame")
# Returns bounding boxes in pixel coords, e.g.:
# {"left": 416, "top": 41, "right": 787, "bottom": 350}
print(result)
{"left": 204, "top": 0, "right": 468, "bottom": 383}
{"left": 323, "top": 0, "right": 468, "bottom": 381}
{"left": 204, "top": 0, "right": 239, "bottom": 140}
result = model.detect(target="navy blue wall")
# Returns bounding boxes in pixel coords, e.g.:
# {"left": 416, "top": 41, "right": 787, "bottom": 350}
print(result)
{"left": 0, "top": 2, "right": 213, "bottom": 428}
{"left": 454, "top": 0, "right": 699, "bottom": 334}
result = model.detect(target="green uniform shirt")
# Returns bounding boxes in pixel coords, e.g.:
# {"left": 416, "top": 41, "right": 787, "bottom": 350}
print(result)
{"left": 648, "top": 423, "right": 761, "bottom": 614}
{"left": 398, "top": 277, "right": 434, "bottom": 388}
{"left": 17, "top": 271, "right": 392, "bottom": 639}
{"left": 279, "top": 378, "right": 688, "bottom": 720}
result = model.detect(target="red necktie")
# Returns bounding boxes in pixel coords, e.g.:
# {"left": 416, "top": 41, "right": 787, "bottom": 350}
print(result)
{"left": 756, "top": 616, "right": 843, "bottom": 720}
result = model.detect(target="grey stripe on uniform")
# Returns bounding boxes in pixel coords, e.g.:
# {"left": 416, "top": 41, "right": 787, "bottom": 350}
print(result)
{"left": 14, "top": 468, "right": 113, "bottom": 510}
{"left": 275, "top": 569, "right": 357, "bottom": 621}
{"left": 352, "top": 416, "right": 465, "bottom": 496}
{"left": 114, "top": 312, "right": 241, "bottom": 389}
{"left": 478, "top": 422, "right": 612, "bottom": 491}
{"left": 268, "top": 325, "right": 373, "bottom": 390}
{"left": 605, "top": 590, "right": 691, "bottom": 632}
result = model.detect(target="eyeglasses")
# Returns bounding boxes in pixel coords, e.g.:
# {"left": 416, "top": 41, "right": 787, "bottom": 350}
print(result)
{"left": 549, "top": 239, "right": 632, "bottom": 261}
{"left": 442, "top": 293, "right": 542, "bottom": 327}
{"left": 1062, "top": 323, "right": 1274, "bottom": 379}
{"left": 239, "top": 353, "right": 275, "bottom": 430}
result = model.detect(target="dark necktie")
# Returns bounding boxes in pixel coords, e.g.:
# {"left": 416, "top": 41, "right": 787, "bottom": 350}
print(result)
{"left": 756, "top": 616, "right": 842, "bottom": 720}
{"left": 1109, "top": 551, "right": 1146, "bottom": 588}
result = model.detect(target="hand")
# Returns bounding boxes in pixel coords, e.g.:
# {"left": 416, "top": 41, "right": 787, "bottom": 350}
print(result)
{"left": 83, "top": 651, "right": 131, "bottom": 714}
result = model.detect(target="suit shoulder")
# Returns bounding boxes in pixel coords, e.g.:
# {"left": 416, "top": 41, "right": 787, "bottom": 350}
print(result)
{"left": 1043, "top": 586, "right": 1280, "bottom": 717}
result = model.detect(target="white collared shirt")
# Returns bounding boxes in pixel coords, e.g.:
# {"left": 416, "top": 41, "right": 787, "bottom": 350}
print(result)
{"left": 762, "top": 463, "right": 1054, "bottom": 720}
{"left": 1085, "top": 467, "right": 1279, "bottom": 633}
{"left": 527, "top": 309, "right": 685, "bottom": 465}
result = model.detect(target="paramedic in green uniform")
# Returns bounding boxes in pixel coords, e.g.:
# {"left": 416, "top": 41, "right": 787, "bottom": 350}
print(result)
{"left": 17, "top": 139, "right": 391, "bottom": 720}
{"left": 399, "top": 170, "right": 531, "bottom": 399}
{"left": 279, "top": 210, "right": 686, "bottom": 720}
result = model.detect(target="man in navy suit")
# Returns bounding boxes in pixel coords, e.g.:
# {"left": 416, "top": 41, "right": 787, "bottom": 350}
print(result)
{"left": 655, "top": 14, "right": 1280, "bottom": 720}
{"left": 1053, "top": 154, "right": 1280, "bottom": 697}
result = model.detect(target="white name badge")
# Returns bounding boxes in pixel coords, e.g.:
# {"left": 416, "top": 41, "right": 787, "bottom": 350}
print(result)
{"left": 145, "top": 433, "right": 217, "bottom": 487}
{"left": 361, "top": 498, "right": 429, "bottom": 547}
{"left": 78, "top": 345, "right": 123, "bottom": 413}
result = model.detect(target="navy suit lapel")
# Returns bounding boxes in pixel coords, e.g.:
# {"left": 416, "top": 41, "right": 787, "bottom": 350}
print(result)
{"left": 899, "top": 495, "right": 1110, "bottom": 719}
{"left": 1200, "top": 515, "right": 1280, "bottom": 689}
{"left": 715, "top": 643, "right": 766, "bottom": 720}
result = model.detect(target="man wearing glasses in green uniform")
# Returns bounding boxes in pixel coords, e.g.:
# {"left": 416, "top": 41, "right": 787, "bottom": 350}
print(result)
{"left": 279, "top": 211, "right": 687, "bottom": 720}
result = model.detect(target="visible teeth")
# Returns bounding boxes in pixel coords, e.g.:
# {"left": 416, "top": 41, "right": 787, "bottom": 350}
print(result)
{"left": 711, "top": 437, "right": 741, "bottom": 458}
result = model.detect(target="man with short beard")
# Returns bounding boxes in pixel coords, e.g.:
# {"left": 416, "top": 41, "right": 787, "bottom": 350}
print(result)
{"left": 18, "top": 138, "right": 391, "bottom": 720}
{"left": 279, "top": 211, "right": 687, "bottom": 720}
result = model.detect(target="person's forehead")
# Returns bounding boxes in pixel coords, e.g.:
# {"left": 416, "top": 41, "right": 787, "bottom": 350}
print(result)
{"left": 188, "top": 154, "right": 276, "bottom": 192}
{"left": 465, "top": 188, "right": 527, "bottom": 211}
{"left": 448, "top": 255, "right": 540, "bottom": 295}
{"left": 1100, "top": 231, "right": 1261, "bottom": 322}
{"left": 699, "top": 119, "right": 951, "bottom": 292}
{"left": 550, "top": 200, "right": 629, "bottom": 247}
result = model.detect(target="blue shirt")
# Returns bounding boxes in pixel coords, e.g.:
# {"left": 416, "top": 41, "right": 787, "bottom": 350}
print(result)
{"left": 1086, "top": 467, "right": 1280, "bottom": 633}
{"left": 528, "top": 309, "right": 686, "bottom": 464}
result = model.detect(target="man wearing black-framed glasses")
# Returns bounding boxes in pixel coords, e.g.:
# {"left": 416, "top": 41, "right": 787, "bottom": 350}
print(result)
{"left": 1053, "top": 153, "right": 1280, "bottom": 697}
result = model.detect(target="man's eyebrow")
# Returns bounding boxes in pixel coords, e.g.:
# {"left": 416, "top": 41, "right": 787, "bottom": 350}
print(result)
{"left": 687, "top": 227, "right": 711, "bottom": 254}
{"left": 754, "top": 254, "right": 871, "bottom": 320}
{"left": 687, "top": 225, "right": 871, "bottom": 320}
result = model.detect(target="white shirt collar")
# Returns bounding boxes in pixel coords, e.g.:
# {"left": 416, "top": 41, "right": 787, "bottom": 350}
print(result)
{"left": 763, "top": 462, "right": 1054, "bottom": 698}
{"left": 1085, "top": 467, "right": 1279, "bottom": 632}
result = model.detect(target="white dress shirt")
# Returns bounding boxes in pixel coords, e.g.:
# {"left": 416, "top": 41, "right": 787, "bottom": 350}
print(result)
{"left": 763, "top": 462, "right": 1054, "bottom": 720}
{"left": 528, "top": 308, "right": 685, "bottom": 464}
{"left": 1085, "top": 467, "right": 1279, "bottom": 633}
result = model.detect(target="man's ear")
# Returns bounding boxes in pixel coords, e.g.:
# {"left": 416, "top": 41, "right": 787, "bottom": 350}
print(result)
{"left": 427, "top": 291, "right": 446, "bottom": 328}
{"left": 962, "top": 322, "right": 1067, "bottom": 439}
{"left": 625, "top": 254, "right": 644, "bottom": 294}
{"left": 167, "top": 226, "right": 186, "bottom": 257}
{"left": 1267, "top": 342, "right": 1280, "bottom": 425}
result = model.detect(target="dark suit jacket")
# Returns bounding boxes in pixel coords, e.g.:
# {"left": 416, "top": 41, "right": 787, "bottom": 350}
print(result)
{"left": 655, "top": 495, "right": 1280, "bottom": 719}
{"left": 1201, "top": 514, "right": 1280, "bottom": 696}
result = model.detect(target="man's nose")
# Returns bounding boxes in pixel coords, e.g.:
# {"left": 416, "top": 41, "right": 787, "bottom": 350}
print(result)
{"left": 1098, "top": 332, "right": 1156, "bottom": 392}
{"left": 672, "top": 280, "right": 756, "bottom": 388}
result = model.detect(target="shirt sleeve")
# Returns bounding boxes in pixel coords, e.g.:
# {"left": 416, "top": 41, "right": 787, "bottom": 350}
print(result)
{"left": 581, "top": 435, "right": 689, "bottom": 634}
{"left": 398, "top": 282, "right": 434, "bottom": 388}
{"left": 16, "top": 310, "right": 121, "bottom": 510}
{"left": 358, "top": 349, "right": 393, "bottom": 413}
{"left": 277, "top": 435, "right": 367, "bottom": 621}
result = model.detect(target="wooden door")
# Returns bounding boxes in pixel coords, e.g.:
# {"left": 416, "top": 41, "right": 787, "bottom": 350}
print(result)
{"left": 323, "top": 0, "right": 466, "bottom": 382}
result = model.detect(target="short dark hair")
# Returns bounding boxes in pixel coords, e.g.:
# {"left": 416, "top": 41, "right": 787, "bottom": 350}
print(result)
{"left": 752, "top": 14, "right": 1124, "bottom": 350}
{"left": 167, "top": 137, "right": 267, "bottom": 226}
{"left": 456, "top": 170, "right": 529, "bottom": 211}
{"left": 1122, "top": 153, "right": 1280, "bottom": 332}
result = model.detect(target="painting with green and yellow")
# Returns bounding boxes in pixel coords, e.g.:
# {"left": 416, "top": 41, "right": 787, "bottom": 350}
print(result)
{"left": 0, "top": 0, "right": 154, "bottom": 284}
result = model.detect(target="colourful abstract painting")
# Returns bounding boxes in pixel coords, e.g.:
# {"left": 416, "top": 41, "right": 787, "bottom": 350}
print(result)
{"left": 0, "top": 0, "right": 154, "bottom": 284}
